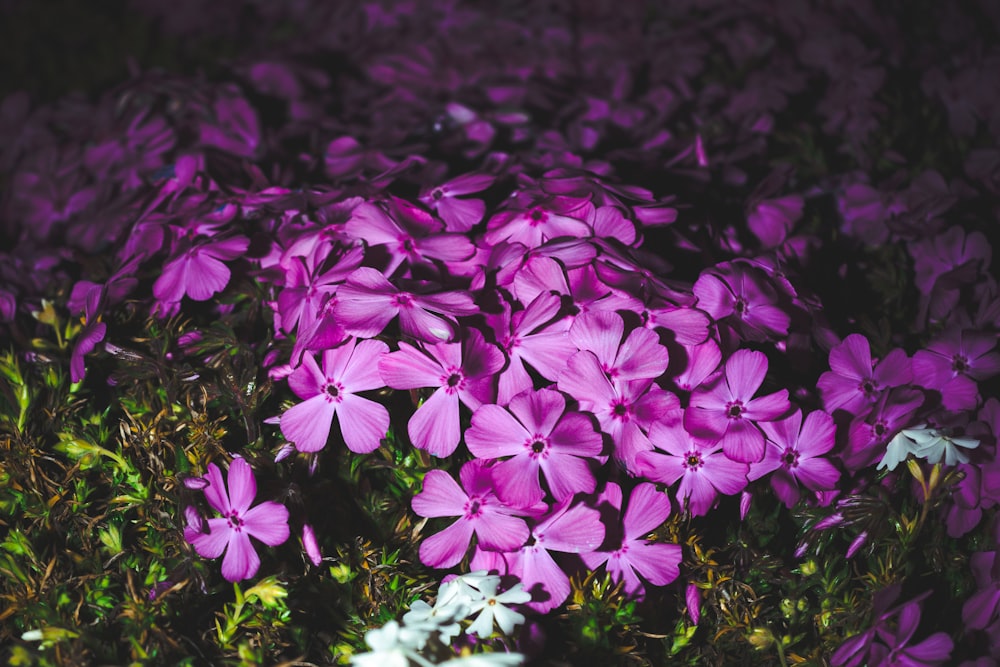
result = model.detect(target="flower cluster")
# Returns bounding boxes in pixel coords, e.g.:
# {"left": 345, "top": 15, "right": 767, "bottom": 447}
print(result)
{"left": 3, "top": 0, "right": 1000, "bottom": 663}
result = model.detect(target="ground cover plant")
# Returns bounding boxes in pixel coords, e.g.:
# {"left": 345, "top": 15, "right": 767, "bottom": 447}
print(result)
{"left": 2, "top": 0, "right": 1000, "bottom": 664}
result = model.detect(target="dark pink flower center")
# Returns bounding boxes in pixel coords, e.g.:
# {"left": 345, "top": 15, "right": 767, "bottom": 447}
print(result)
{"left": 432, "top": 188, "right": 444, "bottom": 201}
{"left": 465, "top": 498, "right": 483, "bottom": 517}
{"left": 226, "top": 510, "right": 245, "bottom": 532}
{"left": 734, "top": 297, "right": 748, "bottom": 317}
{"left": 611, "top": 399, "right": 630, "bottom": 420}
{"left": 952, "top": 355, "right": 969, "bottom": 373}
{"left": 527, "top": 434, "right": 549, "bottom": 457}
{"left": 527, "top": 208, "right": 548, "bottom": 225}
{"left": 873, "top": 421, "right": 888, "bottom": 438}
{"left": 859, "top": 378, "right": 878, "bottom": 397}
{"left": 726, "top": 401, "right": 744, "bottom": 419}
{"left": 401, "top": 237, "right": 416, "bottom": 253}
{"left": 781, "top": 448, "right": 799, "bottom": 467}
{"left": 392, "top": 292, "right": 413, "bottom": 307}
{"left": 324, "top": 382, "right": 342, "bottom": 400}
{"left": 684, "top": 452, "right": 704, "bottom": 469}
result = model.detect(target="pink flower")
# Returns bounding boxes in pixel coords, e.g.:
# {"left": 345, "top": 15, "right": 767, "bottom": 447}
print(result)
{"left": 817, "top": 334, "right": 912, "bottom": 416}
{"left": 153, "top": 235, "right": 250, "bottom": 307}
{"left": 334, "top": 267, "right": 477, "bottom": 342}
{"left": 471, "top": 497, "right": 604, "bottom": 613}
{"left": 411, "top": 460, "right": 533, "bottom": 569}
{"left": 465, "top": 387, "right": 603, "bottom": 507}
{"left": 280, "top": 338, "right": 390, "bottom": 454}
{"left": 419, "top": 172, "right": 494, "bottom": 232}
{"left": 184, "top": 457, "right": 290, "bottom": 582}
{"left": 692, "top": 261, "right": 790, "bottom": 343}
{"left": 912, "top": 328, "right": 1000, "bottom": 412}
{"left": 379, "top": 328, "right": 505, "bottom": 456}
{"left": 635, "top": 418, "right": 749, "bottom": 516}
{"left": 748, "top": 409, "right": 840, "bottom": 508}
{"left": 568, "top": 310, "right": 670, "bottom": 386}
{"left": 580, "top": 482, "right": 681, "bottom": 599}
{"left": 684, "top": 349, "right": 791, "bottom": 463}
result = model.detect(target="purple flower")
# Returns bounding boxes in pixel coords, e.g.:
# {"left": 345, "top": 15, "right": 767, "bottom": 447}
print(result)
{"left": 465, "top": 387, "right": 603, "bottom": 507}
{"left": 411, "top": 460, "right": 533, "bottom": 569}
{"left": 842, "top": 387, "right": 924, "bottom": 471}
{"left": 684, "top": 349, "right": 791, "bottom": 463}
{"left": 692, "top": 261, "right": 790, "bottom": 343}
{"left": 912, "top": 328, "right": 1000, "bottom": 412}
{"left": 153, "top": 235, "right": 250, "bottom": 308}
{"left": 418, "top": 172, "right": 494, "bottom": 232}
{"left": 280, "top": 339, "right": 390, "bottom": 454}
{"left": 635, "top": 418, "right": 749, "bottom": 517}
{"left": 568, "top": 310, "right": 670, "bottom": 386}
{"left": 963, "top": 551, "right": 1000, "bottom": 630}
{"left": 747, "top": 195, "right": 803, "bottom": 248}
{"left": 817, "top": 334, "right": 912, "bottom": 416}
{"left": 183, "top": 457, "right": 290, "bottom": 582}
{"left": 749, "top": 409, "right": 841, "bottom": 508}
{"left": 379, "top": 328, "right": 505, "bottom": 457}
{"left": 471, "top": 496, "right": 604, "bottom": 613}
{"left": 580, "top": 482, "right": 682, "bottom": 599}
{"left": 334, "top": 267, "right": 477, "bottom": 343}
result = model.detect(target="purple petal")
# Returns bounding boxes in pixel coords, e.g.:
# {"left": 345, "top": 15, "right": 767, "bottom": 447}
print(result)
{"left": 548, "top": 411, "right": 603, "bottom": 456}
{"left": 796, "top": 410, "right": 836, "bottom": 456}
{"left": 408, "top": 388, "right": 460, "bottom": 457}
{"left": 185, "top": 252, "right": 232, "bottom": 301}
{"left": 569, "top": 311, "right": 624, "bottom": 369}
{"left": 510, "top": 387, "right": 565, "bottom": 438}
{"left": 829, "top": 334, "right": 872, "bottom": 380}
{"left": 187, "top": 518, "right": 231, "bottom": 558}
{"left": 337, "top": 394, "right": 389, "bottom": 453}
{"left": 466, "top": 404, "right": 531, "bottom": 459}
{"left": 633, "top": 450, "right": 686, "bottom": 486}
{"left": 226, "top": 457, "right": 257, "bottom": 515}
{"left": 242, "top": 501, "right": 291, "bottom": 547}
{"left": 281, "top": 394, "right": 336, "bottom": 453}
{"left": 794, "top": 458, "right": 841, "bottom": 493}
{"left": 287, "top": 352, "right": 326, "bottom": 400}
{"left": 726, "top": 349, "right": 767, "bottom": 399}
{"left": 625, "top": 542, "right": 682, "bottom": 586}
{"left": 493, "top": 455, "right": 543, "bottom": 508}
{"left": 340, "top": 339, "right": 390, "bottom": 392}
{"left": 203, "top": 463, "right": 231, "bottom": 514}
{"left": 537, "top": 501, "right": 604, "bottom": 553}
{"left": 412, "top": 470, "right": 467, "bottom": 518}
{"left": 615, "top": 327, "right": 670, "bottom": 381}
{"left": 379, "top": 342, "right": 444, "bottom": 389}
{"left": 745, "top": 389, "right": 791, "bottom": 421}
{"left": 623, "top": 482, "right": 671, "bottom": 539}
{"left": 420, "top": 519, "right": 476, "bottom": 568}
{"left": 540, "top": 453, "right": 596, "bottom": 501}
{"left": 475, "top": 510, "right": 531, "bottom": 552}
{"left": 721, "top": 420, "right": 766, "bottom": 463}
{"left": 221, "top": 533, "right": 260, "bottom": 582}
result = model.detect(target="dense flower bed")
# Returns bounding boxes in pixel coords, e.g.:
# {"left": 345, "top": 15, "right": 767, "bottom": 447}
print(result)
{"left": 2, "top": 1, "right": 1000, "bottom": 664}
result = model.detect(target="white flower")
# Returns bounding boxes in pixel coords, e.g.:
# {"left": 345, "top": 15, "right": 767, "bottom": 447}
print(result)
{"left": 912, "top": 429, "right": 979, "bottom": 466}
{"left": 466, "top": 579, "right": 531, "bottom": 637}
{"left": 877, "top": 424, "right": 980, "bottom": 470}
{"left": 351, "top": 620, "right": 429, "bottom": 667}
{"left": 878, "top": 426, "right": 927, "bottom": 471}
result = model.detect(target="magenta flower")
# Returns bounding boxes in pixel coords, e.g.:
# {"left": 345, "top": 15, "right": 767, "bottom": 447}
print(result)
{"left": 568, "top": 310, "right": 670, "bottom": 386}
{"left": 471, "top": 497, "right": 605, "bottom": 613}
{"left": 379, "top": 328, "right": 505, "bottom": 457}
{"left": 153, "top": 235, "right": 250, "bottom": 308}
{"left": 465, "top": 387, "right": 603, "bottom": 507}
{"left": 747, "top": 195, "right": 803, "bottom": 248}
{"left": 334, "top": 267, "right": 477, "bottom": 342}
{"left": 749, "top": 409, "right": 841, "bottom": 508}
{"left": 183, "top": 457, "right": 290, "bottom": 582}
{"left": 635, "top": 419, "right": 749, "bottom": 516}
{"left": 484, "top": 203, "right": 592, "bottom": 249}
{"left": 912, "top": 328, "right": 1000, "bottom": 411}
{"left": 842, "top": 387, "right": 925, "bottom": 471}
{"left": 580, "top": 482, "right": 682, "bottom": 599}
{"left": 411, "top": 460, "right": 533, "bottom": 569}
{"left": 684, "top": 349, "right": 791, "bottom": 463}
{"left": 558, "top": 350, "right": 680, "bottom": 471}
{"left": 692, "top": 261, "right": 790, "bottom": 342}
{"left": 485, "top": 292, "right": 573, "bottom": 404}
{"left": 280, "top": 338, "right": 390, "bottom": 454}
{"left": 817, "top": 334, "right": 912, "bottom": 416}
{"left": 418, "top": 172, "right": 494, "bottom": 232}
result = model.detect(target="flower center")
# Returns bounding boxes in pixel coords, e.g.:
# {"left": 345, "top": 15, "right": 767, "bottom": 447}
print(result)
{"left": 530, "top": 438, "right": 546, "bottom": 454}
{"left": 432, "top": 188, "right": 444, "bottom": 201}
{"left": 952, "top": 355, "right": 969, "bottom": 373}
{"left": 465, "top": 498, "right": 483, "bottom": 517}
{"left": 527, "top": 208, "right": 548, "bottom": 225}
{"left": 684, "top": 452, "right": 703, "bottom": 469}
{"left": 611, "top": 400, "right": 630, "bottom": 420}
{"left": 446, "top": 373, "right": 462, "bottom": 388}
{"left": 734, "top": 297, "right": 748, "bottom": 317}
{"left": 781, "top": 448, "right": 799, "bottom": 467}
{"left": 873, "top": 421, "right": 887, "bottom": 437}
{"left": 226, "top": 510, "right": 244, "bottom": 532}
{"left": 325, "top": 383, "right": 341, "bottom": 399}
{"left": 392, "top": 292, "right": 413, "bottom": 307}
{"left": 726, "top": 401, "right": 744, "bottom": 419}
{"left": 860, "top": 378, "right": 878, "bottom": 397}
